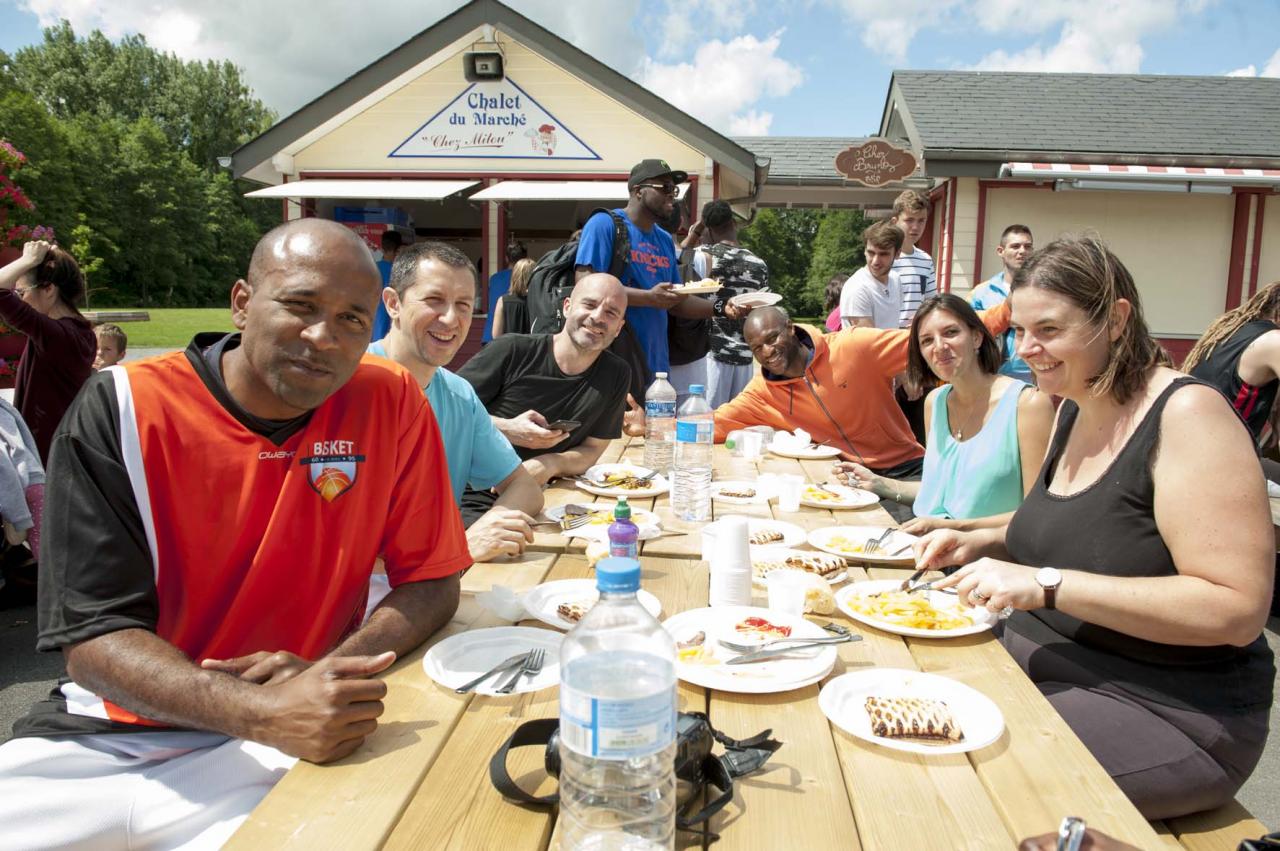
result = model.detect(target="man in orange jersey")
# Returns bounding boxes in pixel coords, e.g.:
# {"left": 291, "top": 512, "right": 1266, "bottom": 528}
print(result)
{"left": 0, "top": 219, "right": 471, "bottom": 849}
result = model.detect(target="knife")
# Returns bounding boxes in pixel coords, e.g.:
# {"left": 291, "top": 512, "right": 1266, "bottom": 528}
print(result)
{"left": 725, "top": 634, "right": 859, "bottom": 665}
{"left": 454, "top": 652, "right": 530, "bottom": 693}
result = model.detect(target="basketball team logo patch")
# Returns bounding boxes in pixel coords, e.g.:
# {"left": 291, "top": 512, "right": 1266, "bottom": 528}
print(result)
{"left": 300, "top": 439, "right": 365, "bottom": 502}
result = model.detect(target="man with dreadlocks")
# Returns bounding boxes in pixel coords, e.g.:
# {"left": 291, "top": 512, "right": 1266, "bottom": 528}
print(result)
{"left": 1184, "top": 281, "right": 1280, "bottom": 453}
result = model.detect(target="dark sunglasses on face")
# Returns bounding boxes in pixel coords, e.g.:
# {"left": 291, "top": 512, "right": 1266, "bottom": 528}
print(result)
{"left": 638, "top": 183, "right": 679, "bottom": 196}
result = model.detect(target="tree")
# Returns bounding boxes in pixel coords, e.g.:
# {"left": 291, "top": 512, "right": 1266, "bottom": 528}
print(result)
{"left": 807, "top": 210, "right": 871, "bottom": 311}
{"left": 739, "top": 209, "right": 821, "bottom": 316}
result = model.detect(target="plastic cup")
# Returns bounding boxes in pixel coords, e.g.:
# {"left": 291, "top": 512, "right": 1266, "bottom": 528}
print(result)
{"left": 777, "top": 475, "right": 803, "bottom": 512}
{"left": 740, "top": 430, "right": 764, "bottom": 460}
{"left": 766, "top": 570, "right": 809, "bottom": 616}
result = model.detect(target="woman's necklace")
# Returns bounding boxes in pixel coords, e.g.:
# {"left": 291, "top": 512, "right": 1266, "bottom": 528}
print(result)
{"left": 947, "top": 385, "right": 990, "bottom": 441}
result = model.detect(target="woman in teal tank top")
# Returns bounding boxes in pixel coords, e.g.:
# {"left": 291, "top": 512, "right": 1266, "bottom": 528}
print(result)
{"left": 834, "top": 294, "right": 1053, "bottom": 530}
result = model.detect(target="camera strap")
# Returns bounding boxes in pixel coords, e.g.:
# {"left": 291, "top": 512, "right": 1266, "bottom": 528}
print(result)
{"left": 488, "top": 712, "right": 781, "bottom": 839}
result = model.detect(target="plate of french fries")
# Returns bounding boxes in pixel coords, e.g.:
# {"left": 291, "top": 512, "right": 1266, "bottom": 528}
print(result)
{"left": 835, "top": 580, "right": 996, "bottom": 638}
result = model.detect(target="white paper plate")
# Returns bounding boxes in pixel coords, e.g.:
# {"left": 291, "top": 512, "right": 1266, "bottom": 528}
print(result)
{"left": 422, "top": 626, "right": 561, "bottom": 696}
{"left": 672, "top": 281, "right": 722, "bottom": 295}
{"left": 729, "top": 291, "right": 783, "bottom": 309}
{"left": 799, "top": 482, "right": 879, "bottom": 510}
{"left": 575, "top": 463, "right": 670, "bottom": 498}
{"left": 662, "top": 606, "right": 837, "bottom": 694}
{"left": 835, "top": 580, "right": 995, "bottom": 638}
{"left": 751, "top": 548, "right": 848, "bottom": 588}
{"left": 522, "top": 578, "right": 663, "bottom": 631}
{"left": 711, "top": 480, "right": 773, "bottom": 505}
{"left": 707, "top": 515, "right": 806, "bottom": 549}
{"left": 768, "top": 441, "right": 842, "bottom": 460}
{"left": 807, "top": 526, "right": 918, "bottom": 565}
{"left": 819, "top": 668, "right": 1004, "bottom": 755}
{"left": 544, "top": 503, "right": 663, "bottom": 542}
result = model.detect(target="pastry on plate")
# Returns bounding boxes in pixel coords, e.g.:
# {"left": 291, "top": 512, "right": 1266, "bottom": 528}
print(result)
{"left": 864, "top": 696, "right": 964, "bottom": 743}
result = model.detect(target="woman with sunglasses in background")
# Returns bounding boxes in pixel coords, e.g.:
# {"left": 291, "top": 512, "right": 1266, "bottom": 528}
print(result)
{"left": 0, "top": 240, "right": 96, "bottom": 462}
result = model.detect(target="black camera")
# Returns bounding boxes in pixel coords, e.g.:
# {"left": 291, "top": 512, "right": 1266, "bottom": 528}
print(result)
{"left": 490, "top": 712, "right": 780, "bottom": 837}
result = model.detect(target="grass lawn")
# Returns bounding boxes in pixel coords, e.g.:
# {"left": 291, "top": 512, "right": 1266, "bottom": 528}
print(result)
{"left": 102, "top": 308, "right": 236, "bottom": 348}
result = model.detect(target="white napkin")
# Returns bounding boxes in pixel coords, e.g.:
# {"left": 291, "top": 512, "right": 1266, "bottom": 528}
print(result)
{"left": 475, "top": 585, "right": 528, "bottom": 622}
{"left": 1268, "top": 480, "right": 1280, "bottom": 499}
{"left": 770, "top": 429, "right": 810, "bottom": 451}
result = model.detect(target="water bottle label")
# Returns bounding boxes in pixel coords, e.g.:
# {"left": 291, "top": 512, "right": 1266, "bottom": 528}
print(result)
{"left": 609, "top": 541, "right": 639, "bottom": 559}
{"left": 675, "top": 420, "right": 713, "bottom": 443}
{"left": 644, "top": 400, "right": 676, "bottom": 419}
{"left": 560, "top": 684, "right": 676, "bottom": 759}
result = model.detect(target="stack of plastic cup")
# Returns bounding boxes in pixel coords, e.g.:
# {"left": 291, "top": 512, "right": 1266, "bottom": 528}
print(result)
{"left": 708, "top": 516, "right": 752, "bottom": 607}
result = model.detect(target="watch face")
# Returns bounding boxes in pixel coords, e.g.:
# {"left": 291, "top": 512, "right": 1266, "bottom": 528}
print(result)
{"left": 1037, "top": 566, "right": 1062, "bottom": 588}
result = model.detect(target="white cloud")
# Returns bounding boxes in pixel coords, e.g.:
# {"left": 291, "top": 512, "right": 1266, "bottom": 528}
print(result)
{"left": 825, "top": 0, "right": 965, "bottom": 63}
{"left": 637, "top": 31, "right": 803, "bottom": 135}
{"left": 16, "top": 0, "right": 644, "bottom": 115}
{"left": 659, "top": 0, "right": 759, "bottom": 57}
{"left": 965, "top": 0, "right": 1199, "bottom": 73}
{"left": 1227, "top": 47, "right": 1280, "bottom": 78}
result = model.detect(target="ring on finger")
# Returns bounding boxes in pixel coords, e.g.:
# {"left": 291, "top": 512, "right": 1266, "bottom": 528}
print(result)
{"left": 972, "top": 591, "right": 990, "bottom": 604}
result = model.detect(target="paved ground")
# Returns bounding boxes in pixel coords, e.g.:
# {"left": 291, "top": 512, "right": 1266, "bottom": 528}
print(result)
{"left": 1, "top": 601, "right": 1276, "bottom": 831}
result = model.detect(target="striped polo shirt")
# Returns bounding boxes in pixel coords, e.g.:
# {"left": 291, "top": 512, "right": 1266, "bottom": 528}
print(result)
{"left": 894, "top": 247, "right": 937, "bottom": 328}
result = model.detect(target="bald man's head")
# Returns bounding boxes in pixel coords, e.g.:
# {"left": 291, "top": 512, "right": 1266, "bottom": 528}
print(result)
{"left": 560, "top": 273, "right": 627, "bottom": 355}
{"left": 224, "top": 218, "right": 385, "bottom": 419}
{"left": 743, "top": 305, "right": 806, "bottom": 377}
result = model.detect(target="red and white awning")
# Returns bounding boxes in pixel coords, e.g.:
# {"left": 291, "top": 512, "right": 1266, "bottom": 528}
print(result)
{"left": 1001, "top": 162, "right": 1280, "bottom": 188}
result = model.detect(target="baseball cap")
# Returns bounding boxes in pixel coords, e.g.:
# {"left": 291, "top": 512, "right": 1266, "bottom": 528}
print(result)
{"left": 628, "top": 159, "right": 689, "bottom": 189}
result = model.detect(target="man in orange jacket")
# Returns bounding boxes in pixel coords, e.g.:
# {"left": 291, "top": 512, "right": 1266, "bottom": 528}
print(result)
{"left": 715, "top": 304, "right": 1010, "bottom": 517}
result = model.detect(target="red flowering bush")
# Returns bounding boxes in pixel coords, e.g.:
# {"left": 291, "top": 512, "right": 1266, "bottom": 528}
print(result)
{"left": 1, "top": 139, "right": 54, "bottom": 248}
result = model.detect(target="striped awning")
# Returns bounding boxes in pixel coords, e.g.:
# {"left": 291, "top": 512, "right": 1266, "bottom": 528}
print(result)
{"left": 1001, "top": 162, "right": 1280, "bottom": 187}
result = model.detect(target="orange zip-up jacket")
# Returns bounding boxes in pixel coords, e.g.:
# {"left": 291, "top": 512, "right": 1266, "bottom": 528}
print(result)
{"left": 713, "top": 303, "right": 1011, "bottom": 470}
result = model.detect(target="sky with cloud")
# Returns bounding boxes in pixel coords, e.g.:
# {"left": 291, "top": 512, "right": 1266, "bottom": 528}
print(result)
{"left": 1, "top": 0, "right": 1277, "bottom": 138}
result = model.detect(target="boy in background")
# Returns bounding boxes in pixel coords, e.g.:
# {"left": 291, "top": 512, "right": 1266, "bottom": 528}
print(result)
{"left": 93, "top": 323, "right": 126, "bottom": 370}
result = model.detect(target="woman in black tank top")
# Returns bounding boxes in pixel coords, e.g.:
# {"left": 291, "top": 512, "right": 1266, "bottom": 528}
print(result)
{"left": 917, "top": 237, "right": 1274, "bottom": 820}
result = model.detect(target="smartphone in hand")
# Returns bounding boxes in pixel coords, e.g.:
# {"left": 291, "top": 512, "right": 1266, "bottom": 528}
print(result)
{"left": 545, "top": 419, "right": 580, "bottom": 432}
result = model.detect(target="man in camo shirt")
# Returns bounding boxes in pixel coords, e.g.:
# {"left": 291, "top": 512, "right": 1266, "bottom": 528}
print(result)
{"left": 692, "top": 200, "right": 769, "bottom": 407}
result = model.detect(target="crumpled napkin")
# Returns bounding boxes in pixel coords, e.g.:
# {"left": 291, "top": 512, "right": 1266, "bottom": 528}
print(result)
{"left": 475, "top": 585, "right": 528, "bottom": 622}
{"left": 1267, "top": 480, "right": 1280, "bottom": 499}
{"left": 771, "top": 428, "right": 811, "bottom": 451}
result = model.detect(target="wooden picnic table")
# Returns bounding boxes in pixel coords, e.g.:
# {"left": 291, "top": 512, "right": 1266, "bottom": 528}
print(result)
{"left": 228, "top": 438, "right": 1267, "bottom": 850}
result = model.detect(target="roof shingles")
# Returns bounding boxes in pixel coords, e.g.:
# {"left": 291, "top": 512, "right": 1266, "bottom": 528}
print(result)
{"left": 891, "top": 71, "right": 1280, "bottom": 161}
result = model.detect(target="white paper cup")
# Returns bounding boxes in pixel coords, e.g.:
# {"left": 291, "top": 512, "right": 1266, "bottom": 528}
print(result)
{"left": 740, "top": 430, "right": 764, "bottom": 460}
{"left": 766, "top": 570, "right": 809, "bottom": 616}
{"left": 777, "top": 474, "right": 803, "bottom": 512}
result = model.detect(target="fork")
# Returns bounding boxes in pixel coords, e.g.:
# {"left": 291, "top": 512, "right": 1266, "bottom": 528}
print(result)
{"left": 531, "top": 514, "right": 595, "bottom": 531}
{"left": 862, "top": 527, "right": 895, "bottom": 555}
{"left": 495, "top": 648, "right": 546, "bottom": 694}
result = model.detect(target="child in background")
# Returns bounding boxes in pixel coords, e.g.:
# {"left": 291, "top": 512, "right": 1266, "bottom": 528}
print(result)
{"left": 93, "top": 323, "right": 127, "bottom": 369}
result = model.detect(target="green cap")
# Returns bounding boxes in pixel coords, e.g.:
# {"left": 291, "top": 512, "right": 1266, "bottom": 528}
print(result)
{"left": 613, "top": 496, "right": 631, "bottom": 520}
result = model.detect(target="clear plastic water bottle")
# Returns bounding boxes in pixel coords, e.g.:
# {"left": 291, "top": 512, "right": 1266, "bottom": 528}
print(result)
{"left": 672, "top": 384, "right": 714, "bottom": 522}
{"left": 607, "top": 497, "right": 639, "bottom": 560}
{"left": 642, "top": 373, "right": 677, "bottom": 475}
{"left": 559, "top": 558, "right": 677, "bottom": 851}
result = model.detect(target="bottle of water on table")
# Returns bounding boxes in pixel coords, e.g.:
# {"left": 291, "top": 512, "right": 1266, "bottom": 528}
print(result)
{"left": 672, "top": 384, "right": 714, "bottom": 522}
{"left": 559, "top": 557, "right": 677, "bottom": 851}
{"left": 642, "top": 372, "right": 677, "bottom": 475}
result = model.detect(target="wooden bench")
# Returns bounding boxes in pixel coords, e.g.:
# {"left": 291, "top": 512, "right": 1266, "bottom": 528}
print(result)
{"left": 83, "top": 310, "right": 150, "bottom": 324}
{"left": 1161, "top": 799, "right": 1270, "bottom": 851}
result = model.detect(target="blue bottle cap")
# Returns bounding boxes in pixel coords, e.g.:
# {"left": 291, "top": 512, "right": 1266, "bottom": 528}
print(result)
{"left": 596, "top": 557, "right": 641, "bottom": 594}
{"left": 689, "top": 384, "right": 706, "bottom": 395}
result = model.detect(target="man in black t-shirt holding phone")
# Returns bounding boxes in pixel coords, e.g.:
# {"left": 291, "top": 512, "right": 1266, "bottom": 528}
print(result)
{"left": 457, "top": 274, "right": 632, "bottom": 520}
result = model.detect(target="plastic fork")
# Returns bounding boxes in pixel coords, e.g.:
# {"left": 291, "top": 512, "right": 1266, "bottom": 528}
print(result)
{"left": 495, "top": 647, "right": 546, "bottom": 694}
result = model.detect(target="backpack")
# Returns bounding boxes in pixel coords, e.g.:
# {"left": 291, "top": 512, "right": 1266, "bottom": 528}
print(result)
{"left": 527, "top": 208, "right": 630, "bottom": 334}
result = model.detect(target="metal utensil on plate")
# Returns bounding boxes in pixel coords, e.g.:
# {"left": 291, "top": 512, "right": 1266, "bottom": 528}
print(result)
{"left": 454, "top": 652, "right": 529, "bottom": 694}
{"left": 494, "top": 648, "right": 546, "bottom": 694}
{"left": 531, "top": 513, "right": 596, "bottom": 531}
{"left": 726, "top": 634, "right": 859, "bottom": 665}
{"left": 717, "top": 634, "right": 853, "bottom": 654}
{"left": 861, "top": 527, "right": 895, "bottom": 555}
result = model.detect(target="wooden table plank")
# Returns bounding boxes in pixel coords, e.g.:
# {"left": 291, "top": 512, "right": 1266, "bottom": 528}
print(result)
{"left": 1166, "top": 800, "right": 1271, "bottom": 851}
{"left": 226, "top": 556, "right": 559, "bottom": 850}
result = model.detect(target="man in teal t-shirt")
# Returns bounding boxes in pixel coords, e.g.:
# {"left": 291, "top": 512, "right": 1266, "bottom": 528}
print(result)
{"left": 970, "top": 224, "right": 1034, "bottom": 383}
{"left": 369, "top": 240, "right": 543, "bottom": 562}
